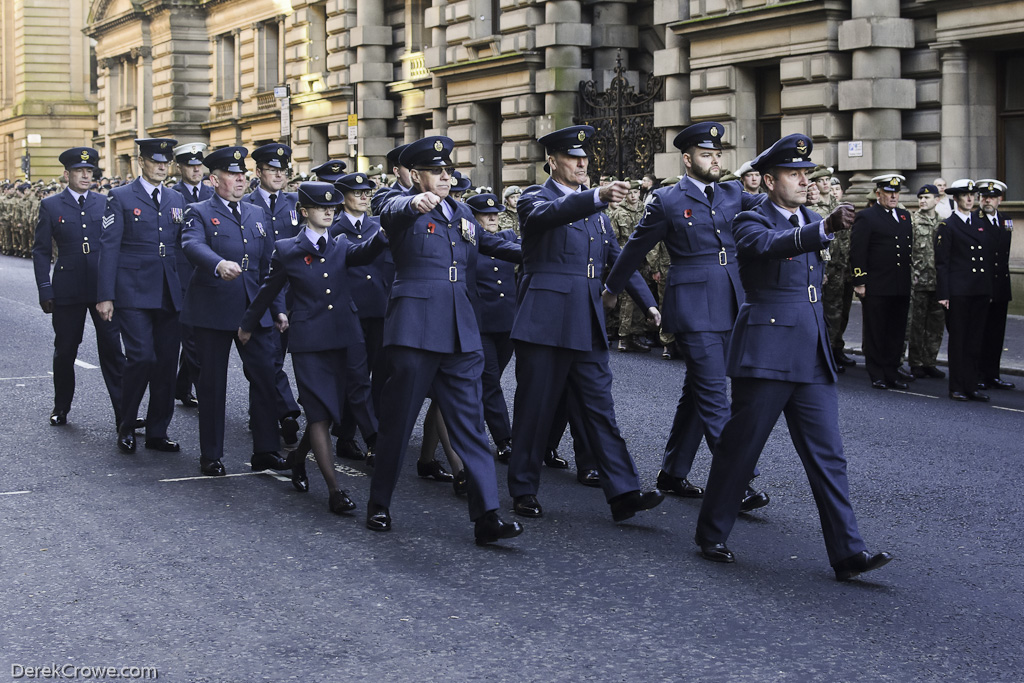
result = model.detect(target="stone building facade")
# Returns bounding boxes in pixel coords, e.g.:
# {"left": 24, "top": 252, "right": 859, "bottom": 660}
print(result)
{"left": 0, "top": 0, "right": 98, "bottom": 182}
{"left": 69, "top": 0, "right": 1022, "bottom": 212}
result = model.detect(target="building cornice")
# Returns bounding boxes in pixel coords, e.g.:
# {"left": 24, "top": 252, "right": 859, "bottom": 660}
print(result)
{"left": 669, "top": 0, "right": 848, "bottom": 39}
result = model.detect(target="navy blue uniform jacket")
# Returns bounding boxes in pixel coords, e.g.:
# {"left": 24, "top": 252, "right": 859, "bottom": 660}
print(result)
{"left": 978, "top": 209, "right": 1013, "bottom": 302}
{"left": 330, "top": 213, "right": 395, "bottom": 319}
{"left": 475, "top": 228, "right": 520, "bottom": 334}
{"left": 850, "top": 203, "right": 913, "bottom": 295}
{"left": 180, "top": 197, "right": 282, "bottom": 330}
{"left": 605, "top": 177, "right": 760, "bottom": 333}
{"left": 727, "top": 202, "right": 837, "bottom": 383}
{"left": 97, "top": 179, "right": 187, "bottom": 309}
{"left": 378, "top": 193, "right": 521, "bottom": 354}
{"left": 935, "top": 212, "right": 994, "bottom": 301}
{"left": 243, "top": 189, "right": 301, "bottom": 241}
{"left": 512, "top": 178, "right": 655, "bottom": 351}
{"left": 240, "top": 232, "right": 386, "bottom": 352}
{"left": 33, "top": 189, "right": 108, "bottom": 305}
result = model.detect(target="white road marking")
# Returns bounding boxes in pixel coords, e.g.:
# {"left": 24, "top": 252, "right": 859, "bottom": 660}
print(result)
{"left": 0, "top": 375, "right": 52, "bottom": 381}
{"left": 74, "top": 359, "right": 98, "bottom": 369}
{"left": 0, "top": 490, "right": 31, "bottom": 496}
{"left": 890, "top": 390, "right": 938, "bottom": 399}
{"left": 993, "top": 406, "right": 1024, "bottom": 414}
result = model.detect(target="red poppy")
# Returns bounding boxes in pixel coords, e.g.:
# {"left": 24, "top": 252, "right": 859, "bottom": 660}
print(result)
{"left": 684, "top": 209, "right": 692, "bottom": 218}
{"left": 427, "top": 222, "right": 436, "bottom": 234}
{"left": 304, "top": 254, "right": 313, "bottom": 265}
{"left": 133, "top": 208, "right": 141, "bottom": 216}
{"left": 211, "top": 218, "right": 220, "bottom": 226}
{"left": 900, "top": 214, "right": 907, "bottom": 220}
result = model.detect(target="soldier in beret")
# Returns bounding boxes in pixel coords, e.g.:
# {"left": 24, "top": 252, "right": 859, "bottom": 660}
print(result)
{"left": 97, "top": 138, "right": 188, "bottom": 455}
{"left": 32, "top": 147, "right": 126, "bottom": 428}
{"left": 851, "top": 174, "right": 914, "bottom": 389}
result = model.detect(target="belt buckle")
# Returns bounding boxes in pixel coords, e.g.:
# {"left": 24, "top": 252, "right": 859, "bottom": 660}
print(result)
{"left": 718, "top": 249, "right": 727, "bottom": 266}
{"left": 241, "top": 256, "right": 249, "bottom": 271}
{"left": 158, "top": 242, "right": 166, "bottom": 257}
{"left": 587, "top": 263, "right": 595, "bottom": 279}
{"left": 808, "top": 285, "right": 818, "bottom": 303}
{"left": 449, "top": 266, "right": 457, "bottom": 282}
{"left": 82, "top": 242, "right": 90, "bottom": 255}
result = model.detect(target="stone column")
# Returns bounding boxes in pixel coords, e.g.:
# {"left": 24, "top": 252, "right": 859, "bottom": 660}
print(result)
{"left": 590, "top": 1, "right": 638, "bottom": 89}
{"left": 352, "top": 0, "right": 394, "bottom": 166}
{"left": 653, "top": 0, "right": 689, "bottom": 180}
{"left": 933, "top": 41, "right": 970, "bottom": 182}
{"left": 837, "top": 0, "right": 916, "bottom": 202}
{"left": 131, "top": 46, "right": 153, "bottom": 136}
{"left": 535, "top": 0, "right": 591, "bottom": 136}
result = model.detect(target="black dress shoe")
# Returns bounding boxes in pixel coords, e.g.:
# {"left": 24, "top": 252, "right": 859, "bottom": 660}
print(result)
{"left": 833, "top": 550, "right": 893, "bottom": 581}
{"left": 949, "top": 391, "right": 969, "bottom": 402}
{"left": 177, "top": 393, "right": 198, "bottom": 407}
{"left": 987, "top": 377, "right": 1015, "bottom": 389}
{"left": 513, "top": 494, "right": 543, "bottom": 518}
{"left": 897, "top": 366, "right": 915, "bottom": 380}
{"left": 452, "top": 469, "right": 468, "bottom": 496}
{"left": 966, "top": 391, "right": 990, "bottom": 402}
{"left": 871, "top": 379, "right": 888, "bottom": 390}
{"left": 544, "top": 448, "right": 569, "bottom": 469}
{"left": 610, "top": 489, "right": 664, "bottom": 522}
{"left": 475, "top": 510, "right": 524, "bottom": 546}
{"left": 924, "top": 366, "right": 946, "bottom": 378}
{"left": 739, "top": 486, "right": 770, "bottom": 513}
{"left": 836, "top": 363, "right": 846, "bottom": 374}
{"left": 49, "top": 409, "right": 67, "bottom": 426}
{"left": 976, "top": 381, "right": 988, "bottom": 390}
{"left": 144, "top": 437, "right": 180, "bottom": 453}
{"left": 695, "top": 534, "right": 736, "bottom": 563}
{"left": 132, "top": 418, "right": 146, "bottom": 430}
{"left": 417, "top": 459, "right": 454, "bottom": 482}
{"left": 910, "top": 366, "right": 927, "bottom": 379}
{"left": 286, "top": 451, "right": 309, "bottom": 492}
{"left": 280, "top": 416, "right": 300, "bottom": 446}
{"left": 366, "top": 503, "right": 391, "bottom": 531}
{"left": 629, "top": 336, "right": 651, "bottom": 353}
{"left": 117, "top": 432, "right": 136, "bottom": 454}
{"left": 200, "top": 460, "right": 226, "bottom": 476}
{"left": 576, "top": 469, "right": 601, "bottom": 487}
{"left": 886, "top": 380, "right": 909, "bottom": 390}
{"left": 365, "top": 448, "right": 375, "bottom": 468}
{"left": 328, "top": 489, "right": 356, "bottom": 514}
{"left": 336, "top": 438, "right": 366, "bottom": 461}
{"left": 837, "top": 351, "right": 857, "bottom": 366}
{"left": 656, "top": 470, "right": 704, "bottom": 498}
{"left": 251, "top": 451, "right": 289, "bottom": 471}
{"left": 495, "top": 439, "right": 512, "bottom": 463}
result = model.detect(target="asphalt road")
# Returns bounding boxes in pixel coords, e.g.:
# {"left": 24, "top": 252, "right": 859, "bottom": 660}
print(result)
{"left": 2, "top": 253, "right": 1022, "bottom": 682}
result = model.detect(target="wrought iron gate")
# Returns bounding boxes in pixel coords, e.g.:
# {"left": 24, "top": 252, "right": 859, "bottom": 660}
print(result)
{"left": 575, "top": 57, "right": 664, "bottom": 181}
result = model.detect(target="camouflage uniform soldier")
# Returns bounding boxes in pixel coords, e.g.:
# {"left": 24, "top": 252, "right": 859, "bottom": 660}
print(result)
{"left": 21, "top": 187, "right": 41, "bottom": 256}
{"left": 0, "top": 186, "right": 11, "bottom": 254}
{"left": 650, "top": 239, "right": 675, "bottom": 358}
{"left": 906, "top": 184, "right": 946, "bottom": 378}
{"left": 610, "top": 182, "right": 650, "bottom": 351}
{"left": 497, "top": 186, "right": 521, "bottom": 236}
{"left": 815, "top": 167, "right": 856, "bottom": 369}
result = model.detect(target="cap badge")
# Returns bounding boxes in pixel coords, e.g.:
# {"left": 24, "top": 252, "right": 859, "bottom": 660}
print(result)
{"left": 988, "top": 182, "right": 995, "bottom": 191}
{"left": 486, "top": 198, "right": 494, "bottom": 206}
{"left": 795, "top": 139, "right": 808, "bottom": 155}
{"left": 434, "top": 141, "right": 444, "bottom": 152}
{"left": 80, "top": 151, "right": 90, "bottom": 161}
{"left": 325, "top": 191, "right": 332, "bottom": 201}
{"left": 355, "top": 175, "right": 364, "bottom": 183}
{"left": 277, "top": 148, "right": 284, "bottom": 156}
{"left": 577, "top": 130, "right": 587, "bottom": 142}
{"left": 332, "top": 165, "right": 340, "bottom": 173}
{"left": 191, "top": 145, "right": 199, "bottom": 154}
{"left": 160, "top": 142, "right": 168, "bottom": 149}
{"left": 710, "top": 126, "right": 719, "bottom": 137}
{"left": 233, "top": 151, "right": 241, "bottom": 160}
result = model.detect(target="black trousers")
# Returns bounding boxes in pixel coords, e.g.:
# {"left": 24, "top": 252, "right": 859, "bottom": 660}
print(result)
{"left": 979, "top": 299, "right": 1009, "bottom": 381}
{"left": 861, "top": 295, "right": 910, "bottom": 384}
{"left": 51, "top": 302, "right": 125, "bottom": 423}
{"left": 945, "top": 295, "right": 989, "bottom": 395}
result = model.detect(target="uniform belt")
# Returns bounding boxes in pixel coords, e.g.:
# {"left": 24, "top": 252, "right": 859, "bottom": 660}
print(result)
{"left": 119, "top": 244, "right": 171, "bottom": 257}
{"left": 670, "top": 252, "right": 730, "bottom": 267}
{"left": 526, "top": 263, "right": 599, "bottom": 278}
{"left": 745, "top": 286, "right": 819, "bottom": 304}
{"left": 401, "top": 266, "right": 463, "bottom": 283}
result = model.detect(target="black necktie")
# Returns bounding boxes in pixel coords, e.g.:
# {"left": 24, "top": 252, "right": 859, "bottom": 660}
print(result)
{"left": 317, "top": 236, "right": 326, "bottom": 254}
{"left": 78, "top": 195, "right": 85, "bottom": 209}
{"left": 192, "top": 187, "right": 199, "bottom": 202}
{"left": 354, "top": 219, "right": 361, "bottom": 233}
{"left": 269, "top": 193, "right": 277, "bottom": 214}
{"left": 229, "top": 201, "right": 241, "bottom": 224}
{"left": 704, "top": 185, "right": 715, "bottom": 205}
{"left": 151, "top": 188, "right": 160, "bottom": 208}
{"left": 789, "top": 214, "right": 800, "bottom": 228}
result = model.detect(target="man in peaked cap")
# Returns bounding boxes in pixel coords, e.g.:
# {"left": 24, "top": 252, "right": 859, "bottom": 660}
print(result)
{"left": 368, "top": 135, "right": 525, "bottom": 545}
{"left": 243, "top": 142, "right": 303, "bottom": 445}
{"left": 509, "top": 124, "right": 665, "bottom": 523}
{"left": 694, "top": 133, "right": 892, "bottom": 581}
{"left": 906, "top": 184, "right": 946, "bottom": 380}
{"left": 98, "top": 137, "right": 188, "bottom": 454}
{"left": 33, "top": 146, "right": 126, "bottom": 429}
{"left": 181, "top": 146, "right": 290, "bottom": 476}
{"left": 850, "top": 173, "right": 914, "bottom": 390}
{"left": 450, "top": 171, "right": 471, "bottom": 200}
{"left": 605, "top": 120, "right": 770, "bottom": 510}
{"left": 370, "top": 143, "right": 411, "bottom": 216}
{"left": 936, "top": 179, "right": 992, "bottom": 402}
{"left": 172, "top": 142, "right": 214, "bottom": 409}
{"left": 975, "top": 179, "right": 1015, "bottom": 390}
